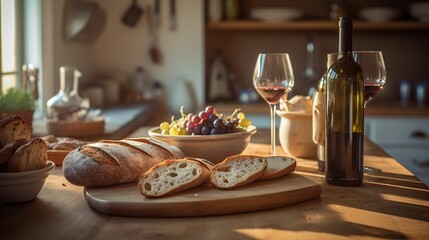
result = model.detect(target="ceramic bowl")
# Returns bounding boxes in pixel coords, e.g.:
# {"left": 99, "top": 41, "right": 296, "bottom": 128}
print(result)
{"left": 148, "top": 126, "right": 257, "bottom": 164}
{"left": 0, "top": 161, "right": 55, "bottom": 203}
{"left": 250, "top": 8, "right": 303, "bottom": 22}
{"left": 360, "top": 7, "right": 400, "bottom": 22}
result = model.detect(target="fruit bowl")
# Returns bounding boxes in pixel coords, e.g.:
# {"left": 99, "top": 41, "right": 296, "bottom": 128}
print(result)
{"left": 0, "top": 161, "right": 55, "bottom": 203}
{"left": 148, "top": 126, "right": 257, "bottom": 164}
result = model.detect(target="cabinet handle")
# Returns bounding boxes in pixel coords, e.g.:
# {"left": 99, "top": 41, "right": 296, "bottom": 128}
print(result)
{"left": 410, "top": 130, "right": 427, "bottom": 139}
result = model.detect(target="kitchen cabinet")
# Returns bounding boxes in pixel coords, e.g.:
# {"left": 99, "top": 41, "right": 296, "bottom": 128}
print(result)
{"left": 365, "top": 116, "right": 429, "bottom": 185}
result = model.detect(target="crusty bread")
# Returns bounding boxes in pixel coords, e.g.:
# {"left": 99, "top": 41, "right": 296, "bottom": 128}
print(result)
{"left": 259, "top": 156, "right": 296, "bottom": 181}
{"left": 139, "top": 157, "right": 213, "bottom": 198}
{"left": 0, "top": 115, "right": 31, "bottom": 148}
{"left": 0, "top": 139, "right": 27, "bottom": 172}
{"left": 7, "top": 138, "right": 48, "bottom": 172}
{"left": 62, "top": 138, "right": 185, "bottom": 187}
{"left": 210, "top": 155, "right": 267, "bottom": 189}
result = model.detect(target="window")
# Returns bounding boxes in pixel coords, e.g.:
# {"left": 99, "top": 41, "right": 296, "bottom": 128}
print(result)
{"left": 0, "top": 0, "right": 21, "bottom": 94}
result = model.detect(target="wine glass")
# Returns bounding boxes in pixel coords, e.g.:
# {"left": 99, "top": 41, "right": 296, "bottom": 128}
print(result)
{"left": 253, "top": 53, "right": 295, "bottom": 156}
{"left": 328, "top": 51, "right": 386, "bottom": 106}
{"left": 353, "top": 51, "right": 387, "bottom": 107}
{"left": 328, "top": 51, "right": 387, "bottom": 173}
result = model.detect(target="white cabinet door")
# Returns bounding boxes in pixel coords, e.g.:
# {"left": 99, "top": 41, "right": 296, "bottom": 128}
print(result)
{"left": 365, "top": 117, "right": 429, "bottom": 147}
{"left": 365, "top": 116, "right": 429, "bottom": 186}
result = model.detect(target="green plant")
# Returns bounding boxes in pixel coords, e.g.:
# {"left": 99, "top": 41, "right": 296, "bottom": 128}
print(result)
{"left": 0, "top": 88, "right": 35, "bottom": 112}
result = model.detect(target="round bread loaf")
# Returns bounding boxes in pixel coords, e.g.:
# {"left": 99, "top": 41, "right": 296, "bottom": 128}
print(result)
{"left": 62, "top": 138, "right": 185, "bottom": 187}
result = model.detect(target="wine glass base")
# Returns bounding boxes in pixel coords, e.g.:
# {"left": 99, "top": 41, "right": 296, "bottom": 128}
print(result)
{"left": 364, "top": 166, "right": 382, "bottom": 174}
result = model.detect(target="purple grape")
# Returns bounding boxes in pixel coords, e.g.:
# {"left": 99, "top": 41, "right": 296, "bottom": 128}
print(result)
{"left": 193, "top": 124, "right": 202, "bottom": 135}
{"left": 213, "top": 118, "right": 225, "bottom": 128}
{"left": 201, "top": 125, "right": 211, "bottom": 135}
{"left": 208, "top": 114, "right": 218, "bottom": 124}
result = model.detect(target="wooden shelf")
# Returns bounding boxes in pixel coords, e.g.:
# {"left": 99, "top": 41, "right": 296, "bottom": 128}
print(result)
{"left": 210, "top": 101, "right": 429, "bottom": 117}
{"left": 207, "top": 20, "right": 429, "bottom": 31}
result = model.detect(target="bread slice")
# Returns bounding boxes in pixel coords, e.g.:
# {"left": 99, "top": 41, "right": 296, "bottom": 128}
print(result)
{"left": 0, "top": 139, "right": 27, "bottom": 172}
{"left": 139, "top": 158, "right": 212, "bottom": 198}
{"left": 7, "top": 138, "right": 48, "bottom": 172}
{"left": 210, "top": 155, "right": 267, "bottom": 189}
{"left": 0, "top": 115, "right": 32, "bottom": 148}
{"left": 259, "top": 156, "right": 296, "bottom": 181}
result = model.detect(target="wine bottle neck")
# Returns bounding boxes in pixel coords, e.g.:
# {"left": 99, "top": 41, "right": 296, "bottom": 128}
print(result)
{"left": 338, "top": 17, "right": 353, "bottom": 57}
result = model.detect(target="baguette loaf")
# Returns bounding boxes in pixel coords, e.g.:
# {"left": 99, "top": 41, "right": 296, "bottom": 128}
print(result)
{"left": 0, "top": 115, "right": 31, "bottom": 148}
{"left": 139, "top": 157, "right": 213, "bottom": 198}
{"left": 210, "top": 155, "right": 267, "bottom": 189}
{"left": 7, "top": 138, "right": 48, "bottom": 172}
{"left": 62, "top": 138, "right": 185, "bottom": 187}
{"left": 259, "top": 156, "right": 296, "bottom": 180}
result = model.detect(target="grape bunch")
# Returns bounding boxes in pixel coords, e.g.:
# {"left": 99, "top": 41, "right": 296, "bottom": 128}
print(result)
{"left": 159, "top": 106, "right": 252, "bottom": 136}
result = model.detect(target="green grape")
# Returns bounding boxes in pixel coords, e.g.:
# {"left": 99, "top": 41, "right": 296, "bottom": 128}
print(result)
{"left": 160, "top": 122, "right": 170, "bottom": 131}
{"left": 179, "top": 127, "right": 187, "bottom": 135}
{"left": 169, "top": 126, "right": 180, "bottom": 135}
{"left": 239, "top": 118, "right": 251, "bottom": 128}
{"left": 237, "top": 112, "right": 245, "bottom": 120}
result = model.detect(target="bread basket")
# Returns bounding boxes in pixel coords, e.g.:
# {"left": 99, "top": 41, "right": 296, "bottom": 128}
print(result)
{"left": 46, "top": 117, "right": 105, "bottom": 138}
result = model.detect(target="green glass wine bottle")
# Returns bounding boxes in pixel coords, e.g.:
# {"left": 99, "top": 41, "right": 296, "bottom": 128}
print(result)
{"left": 325, "top": 17, "right": 364, "bottom": 187}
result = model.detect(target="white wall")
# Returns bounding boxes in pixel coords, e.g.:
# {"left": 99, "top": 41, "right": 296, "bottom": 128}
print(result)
{"left": 92, "top": 0, "right": 205, "bottom": 115}
{"left": 40, "top": 0, "right": 205, "bottom": 117}
{"left": 40, "top": 0, "right": 96, "bottom": 116}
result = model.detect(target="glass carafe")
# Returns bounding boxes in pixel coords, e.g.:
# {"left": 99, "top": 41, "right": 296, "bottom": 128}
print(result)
{"left": 47, "top": 66, "right": 88, "bottom": 120}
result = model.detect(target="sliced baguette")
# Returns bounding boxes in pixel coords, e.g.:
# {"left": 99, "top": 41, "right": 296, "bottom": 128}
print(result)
{"left": 259, "top": 156, "right": 296, "bottom": 181}
{"left": 139, "top": 158, "right": 212, "bottom": 198}
{"left": 210, "top": 155, "right": 267, "bottom": 189}
{"left": 7, "top": 138, "right": 48, "bottom": 172}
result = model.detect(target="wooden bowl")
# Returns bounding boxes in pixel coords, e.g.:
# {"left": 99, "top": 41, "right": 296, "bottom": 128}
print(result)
{"left": 46, "top": 117, "right": 105, "bottom": 138}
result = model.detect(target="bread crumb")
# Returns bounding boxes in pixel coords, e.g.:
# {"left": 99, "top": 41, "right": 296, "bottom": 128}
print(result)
{"left": 62, "top": 183, "right": 67, "bottom": 187}
{"left": 194, "top": 194, "right": 199, "bottom": 197}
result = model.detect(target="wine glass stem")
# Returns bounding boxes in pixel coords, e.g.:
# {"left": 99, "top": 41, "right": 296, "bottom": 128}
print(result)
{"left": 269, "top": 103, "right": 277, "bottom": 156}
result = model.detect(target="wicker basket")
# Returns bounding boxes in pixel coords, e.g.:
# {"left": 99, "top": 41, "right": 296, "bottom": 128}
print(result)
{"left": 46, "top": 117, "right": 105, "bottom": 138}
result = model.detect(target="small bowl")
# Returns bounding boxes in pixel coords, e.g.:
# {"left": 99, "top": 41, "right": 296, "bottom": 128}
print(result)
{"left": 148, "top": 126, "right": 257, "bottom": 164}
{"left": 0, "top": 161, "right": 55, "bottom": 203}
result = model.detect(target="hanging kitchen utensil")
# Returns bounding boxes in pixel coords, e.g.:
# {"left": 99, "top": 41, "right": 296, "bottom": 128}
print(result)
{"left": 63, "top": 0, "right": 106, "bottom": 42}
{"left": 153, "top": 0, "right": 160, "bottom": 27}
{"left": 147, "top": 5, "right": 162, "bottom": 64}
{"left": 169, "top": 0, "right": 176, "bottom": 30}
{"left": 122, "top": 0, "right": 143, "bottom": 27}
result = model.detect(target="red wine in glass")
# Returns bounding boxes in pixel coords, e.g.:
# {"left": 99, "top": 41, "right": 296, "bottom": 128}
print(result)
{"left": 255, "top": 86, "right": 288, "bottom": 104}
{"left": 364, "top": 83, "right": 383, "bottom": 106}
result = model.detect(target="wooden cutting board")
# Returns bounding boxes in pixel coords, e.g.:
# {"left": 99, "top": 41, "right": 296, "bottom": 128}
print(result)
{"left": 84, "top": 173, "right": 322, "bottom": 217}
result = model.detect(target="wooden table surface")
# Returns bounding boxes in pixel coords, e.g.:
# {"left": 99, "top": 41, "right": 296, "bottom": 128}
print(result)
{"left": 1, "top": 128, "right": 428, "bottom": 240}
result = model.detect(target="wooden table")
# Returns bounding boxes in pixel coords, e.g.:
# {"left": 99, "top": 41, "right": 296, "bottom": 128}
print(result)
{"left": 1, "top": 128, "right": 428, "bottom": 240}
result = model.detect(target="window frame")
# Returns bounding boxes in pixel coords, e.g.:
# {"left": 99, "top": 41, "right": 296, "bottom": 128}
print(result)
{"left": 0, "top": 0, "right": 24, "bottom": 93}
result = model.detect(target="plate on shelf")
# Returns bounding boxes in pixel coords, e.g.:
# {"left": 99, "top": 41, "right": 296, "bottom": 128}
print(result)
{"left": 410, "top": 2, "right": 429, "bottom": 22}
{"left": 360, "top": 7, "right": 400, "bottom": 22}
{"left": 250, "top": 8, "right": 303, "bottom": 22}
{"left": 48, "top": 150, "right": 71, "bottom": 166}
